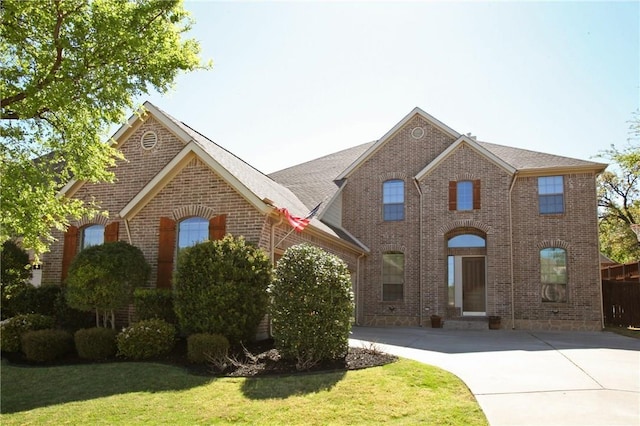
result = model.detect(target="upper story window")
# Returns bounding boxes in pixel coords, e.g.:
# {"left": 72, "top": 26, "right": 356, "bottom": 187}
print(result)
{"left": 540, "top": 247, "right": 567, "bottom": 303}
{"left": 382, "top": 252, "right": 404, "bottom": 301}
{"left": 457, "top": 181, "right": 473, "bottom": 210}
{"left": 538, "top": 176, "right": 564, "bottom": 214}
{"left": 383, "top": 180, "right": 404, "bottom": 221}
{"left": 449, "top": 180, "right": 480, "bottom": 211}
{"left": 81, "top": 224, "right": 104, "bottom": 249}
{"left": 178, "top": 217, "right": 208, "bottom": 251}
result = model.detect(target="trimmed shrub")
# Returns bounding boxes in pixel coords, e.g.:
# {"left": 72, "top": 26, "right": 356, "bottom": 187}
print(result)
{"left": 75, "top": 327, "right": 118, "bottom": 360}
{"left": 173, "top": 235, "right": 272, "bottom": 342}
{"left": 270, "top": 244, "right": 354, "bottom": 370}
{"left": 65, "top": 241, "right": 150, "bottom": 328}
{"left": 53, "top": 288, "right": 94, "bottom": 332}
{"left": 187, "top": 333, "right": 230, "bottom": 364}
{"left": 21, "top": 329, "right": 73, "bottom": 362}
{"left": 116, "top": 319, "right": 176, "bottom": 360}
{"left": 6, "top": 284, "right": 62, "bottom": 318}
{"left": 133, "top": 288, "right": 176, "bottom": 324}
{"left": 0, "top": 314, "right": 55, "bottom": 352}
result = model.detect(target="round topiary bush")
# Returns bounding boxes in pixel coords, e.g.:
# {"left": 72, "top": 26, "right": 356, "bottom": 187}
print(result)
{"left": 21, "top": 329, "right": 73, "bottom": 362}
{"left": 75, "top": 327, "right": 118, "bottom": 360}
{"left": 173, "top": 235, "right": 272, "bottom": 343}
{"left": 0, "top": 314, "right": 55, "bottom": 352}
{"left": 187, "top": 333, "right": 230, "bottom": 364}
{"left": 65, "top": 241, "right": 150, "bottom": 328}
{"left": 116, "top": 319, "right": 176, "bottom": 360}
{"left": 270, "top": 244, "right": 354, "bottom": 370}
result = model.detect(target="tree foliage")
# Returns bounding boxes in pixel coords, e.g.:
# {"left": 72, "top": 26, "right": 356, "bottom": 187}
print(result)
{"left": 597, "top": 114, "right": 640, "bottom": 263}
{"left": 0, "top": 0, "right": 208, "bottom": 256}
{"left": 65, "top": 241, "right": 150, "bottom": 328}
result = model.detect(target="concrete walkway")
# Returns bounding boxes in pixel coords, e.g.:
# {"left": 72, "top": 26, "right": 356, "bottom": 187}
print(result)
{"left": 350, "top": 327, "right": 640, "bottom": 426}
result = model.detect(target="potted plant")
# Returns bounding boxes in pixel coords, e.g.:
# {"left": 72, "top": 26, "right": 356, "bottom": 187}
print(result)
{"left": 430, "top": 314, "right": 442, "bottom": 328}
{"left": 488, "top": 315, "right": 501, "bottom": 330}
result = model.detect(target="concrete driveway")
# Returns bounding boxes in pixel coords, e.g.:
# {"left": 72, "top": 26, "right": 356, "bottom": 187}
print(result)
{"left": 350, "top": 327, "right": 640, "bottom": 426}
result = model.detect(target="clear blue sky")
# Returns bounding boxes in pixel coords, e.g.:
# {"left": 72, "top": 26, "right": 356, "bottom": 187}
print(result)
{"left": 143, "top": 1, "right": 639, "bottom": 174}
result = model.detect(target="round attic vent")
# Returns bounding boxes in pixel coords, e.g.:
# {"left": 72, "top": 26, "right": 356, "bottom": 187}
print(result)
{"left": 140, "top": 131, "right": 158, "bottom": 150}
{"left": 411, "top": 127, "right": 425, "bottom": 139}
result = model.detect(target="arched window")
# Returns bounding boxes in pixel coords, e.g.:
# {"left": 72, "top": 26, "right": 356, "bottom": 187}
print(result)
{"left": 540, "top": 247, "right": 567, "bottom": 303}
{"left": 81, "top": 224, "right": 104, "bottom": 249}
{"left": 178, "top": 217, "right": 208, "bottom": 251}
{"left": 448, "top": 234, "right": 486, "bottom": 248}
{"left": 382, "top": 252, "right": 404, "bottom": 301}
{"left": 383, "top": 179, "right": 404, "bottom": 221}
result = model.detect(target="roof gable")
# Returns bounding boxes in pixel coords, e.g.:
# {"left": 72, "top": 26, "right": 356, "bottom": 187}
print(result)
{"left": 336, "top": 107, "right": 461, "bottom": 180}
{"left": 416, "top": 135, "right": 517, "bottom": 180}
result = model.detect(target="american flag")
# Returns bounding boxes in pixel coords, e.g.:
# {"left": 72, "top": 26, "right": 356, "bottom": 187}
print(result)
{"left": 278, "top": 203, "right": 321, "bottom": 232}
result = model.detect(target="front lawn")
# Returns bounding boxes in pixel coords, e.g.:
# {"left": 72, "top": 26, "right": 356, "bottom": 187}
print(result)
{"left": 1, "top": 358, "right": 487, "bottom": 425}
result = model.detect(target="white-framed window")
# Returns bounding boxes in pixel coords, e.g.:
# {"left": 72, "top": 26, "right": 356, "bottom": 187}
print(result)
{"left": 383, "top": 180, "right": 404, "bottom": 221}
{"left": 178, "top": 217, "right": 208, "bottom": 251}
{"left": 382, "top": 252, "right": 404, "bottom": 301}
{"left": 538, "top": 176, "right": 564, "bottom": 214}
{"left": 540, "top": 247, "right": 567, "bottom": 303}
{"left": 81, "top": 224, "right": 104, "bottom": 249}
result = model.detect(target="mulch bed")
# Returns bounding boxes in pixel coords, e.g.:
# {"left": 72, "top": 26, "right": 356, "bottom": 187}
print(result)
{"left": 2, "top": 338, "right": 397, "bottom": 378}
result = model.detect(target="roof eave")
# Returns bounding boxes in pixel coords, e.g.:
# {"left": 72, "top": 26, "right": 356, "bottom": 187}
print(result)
{"left": 416, "top": 136, "right": 516, "bottom": 180}
{"left": 119, "top": 142, "right": 271, "bottom": 220}
{"left": 515, "top": 163, "right": 608, "bottom": 177}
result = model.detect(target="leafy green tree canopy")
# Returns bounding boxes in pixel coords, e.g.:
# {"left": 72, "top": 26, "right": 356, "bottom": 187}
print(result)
{"left": 1, "top": 0, "right": 209, "bottom": 256}
{"left": 597, "top": 114, "right": 640, "bottom": 263}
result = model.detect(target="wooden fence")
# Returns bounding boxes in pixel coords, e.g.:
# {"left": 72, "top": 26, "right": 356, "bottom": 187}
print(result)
{"left": 601, "top": 261, "right": 639, "bottom": 282}
{"left": 602, "top": 280, "right": 640, "bottom": 327}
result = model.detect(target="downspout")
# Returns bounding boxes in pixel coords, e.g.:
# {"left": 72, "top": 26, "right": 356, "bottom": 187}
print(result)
{"left": 413, "top": 179, "right": 424, "bottom": 326}
{"left": 124, "top": 218, "right": 133, "bottom": 244}
{"left": 508, "top": 173, "right": 518, "bottom": 330}
{"left": 595, "top": 172, "right": 606, "bottom": 330}
{"left": 355, "top": 252, "right": 365, "bottom": 326}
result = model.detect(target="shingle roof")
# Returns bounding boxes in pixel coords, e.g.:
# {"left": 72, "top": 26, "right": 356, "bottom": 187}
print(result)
{"left": 269, "top": 141, "right": 375, "bottom": 211}
{"left": 477, "top": 141, "right": 606, "bottom": 172}
{"left": 144, "top": 103, "right": 336, "bottom": 234}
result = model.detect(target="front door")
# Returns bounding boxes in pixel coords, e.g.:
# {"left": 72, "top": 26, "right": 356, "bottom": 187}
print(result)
{"left": 462, "top": 257, "right": 486, "bottom": 314}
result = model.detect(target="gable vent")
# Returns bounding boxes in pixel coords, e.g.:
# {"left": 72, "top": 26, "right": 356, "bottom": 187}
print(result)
{"left": 411, "top": 127, "right": 425, "bottom": 139}
{"left": 140, "top": 131, "right": 158, "bottom": 150}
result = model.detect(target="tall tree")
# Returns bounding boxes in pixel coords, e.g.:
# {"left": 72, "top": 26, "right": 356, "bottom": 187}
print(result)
{"left": 597, "top": 113, "right": 640, "bottom": 263}
{"left": 1, "top": 0, "right": 209, "bottom": 257}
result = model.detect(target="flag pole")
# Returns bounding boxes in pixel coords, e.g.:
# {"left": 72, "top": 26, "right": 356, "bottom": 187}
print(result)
{"left": 275, "top": 227, "right": 297, "bottom": 249}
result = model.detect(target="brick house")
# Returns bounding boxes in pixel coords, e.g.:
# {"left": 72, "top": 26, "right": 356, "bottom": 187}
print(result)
{"left": 41, "top": 103, "right": 606, "bottom": 331}
{"left": 271, "top": 107, "right": 607, "bottom": 330}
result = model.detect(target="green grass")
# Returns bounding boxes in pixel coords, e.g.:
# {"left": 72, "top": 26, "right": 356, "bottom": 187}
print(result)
{"left": 1, "top": 358, "right": 487, "bottom": 425}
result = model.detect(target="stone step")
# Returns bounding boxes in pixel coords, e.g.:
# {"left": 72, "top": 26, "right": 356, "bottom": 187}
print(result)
{"left": 443, "top": 318, "right": 489, "bottom": 330}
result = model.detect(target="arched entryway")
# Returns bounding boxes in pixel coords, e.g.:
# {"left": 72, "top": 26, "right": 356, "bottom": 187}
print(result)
{"left": 446, "top": 230, "right": 487, "bottom": 316}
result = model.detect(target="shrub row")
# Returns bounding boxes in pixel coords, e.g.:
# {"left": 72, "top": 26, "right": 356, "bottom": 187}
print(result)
{"left": 1, "top": 317, "right": 177, "bottom": 362}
